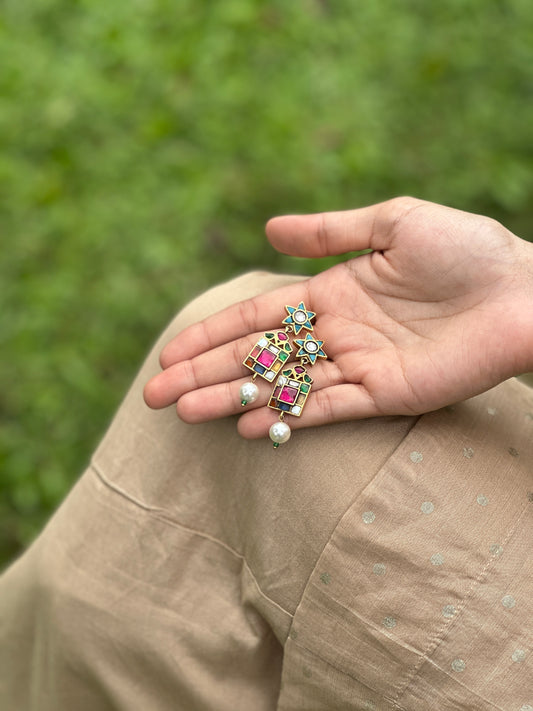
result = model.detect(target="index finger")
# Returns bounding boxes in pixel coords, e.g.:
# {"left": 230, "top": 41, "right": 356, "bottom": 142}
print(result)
{"left": 160, "top": 278, "right": 311, "bottom": 368}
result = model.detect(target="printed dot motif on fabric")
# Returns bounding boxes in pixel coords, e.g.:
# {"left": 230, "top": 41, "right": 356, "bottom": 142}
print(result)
{"left": 430, "top": 553, "right": 445, "bottom": 566}
{"left": 410, "top": 451, "right": 423, "bottom": 463}
{"left": 421, "top": 501, "right": 435, "bottom": 514}
{"left": 463, "top": 447, "right": 475, "bottom": 459}
{"left": 383, "top": 616, "right": 397, "bottom": 629}
{"left": 362, "top": 511, "right": 376, "bottom": 524}
{"left": 502, "top": 594, "right": 516, "bottom": 609}
{"left": 320, "top": 572, "right": 331, "bottom": 586}
{"left": 451, "top": 658, "right": 466, "bottom": 673}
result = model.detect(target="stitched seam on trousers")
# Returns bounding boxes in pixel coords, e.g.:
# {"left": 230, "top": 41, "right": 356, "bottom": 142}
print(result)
{"left": 390, "top": 497, "right": 531, "bottom": 708}
{"left": 285, "top": 414, "right": 422, "bottom": 636}
{"left": 393, "top": 658, "right": 507, "bottom": 711}
{"left": 90, "top": 460, "right": 293, "bottom": 621}
{"left": 286, "top": 638, "right": 409, "bottom": 711}
{"left": 287, "top": 637, "right": 506, "bottom": 711}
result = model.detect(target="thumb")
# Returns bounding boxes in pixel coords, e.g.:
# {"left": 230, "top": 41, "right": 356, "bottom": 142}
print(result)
{"left": 265, "top": 198, "right": 414, "bottom": 258}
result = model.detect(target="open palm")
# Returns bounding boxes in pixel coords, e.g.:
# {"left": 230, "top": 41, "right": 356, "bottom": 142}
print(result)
{"left": 144, "top": 198, "right": 533, "bottom": 438}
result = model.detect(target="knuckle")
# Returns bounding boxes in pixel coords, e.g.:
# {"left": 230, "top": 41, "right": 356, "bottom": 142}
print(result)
{"left": 386, "top": 196, "right": 423, "bottom": 233}
{"left": 237, "top": 298, "right": 259, "bottom": 334}
{"left": 479, "top": 214, "right": 507, "bottom": 238}
{"left": 198, "top": 319, "right": 212, "bottom": 351}
{"left": 316, "top": 212, "right": 330, "bottom": 255}
{"left": 313, "top": 388, "right": 335, "bottom": 424}
{"left": 183, "top": 359, "right": 199, "bottom": 391}
{"left": 232, "top": 338, "right": 245, "bottom": 368}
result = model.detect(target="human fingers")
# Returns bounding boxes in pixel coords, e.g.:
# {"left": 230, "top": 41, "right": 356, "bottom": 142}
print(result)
{"left": 146, "top": 311, "right": 337, "bottom": 410}
{"left": 174, "top": 358, "right": 346, "bottom": 424}
{"left": 237, "top": 382, "right": 379, "bottom": 439}
{"left": 265, "top": 196, "right": 428, "bottom": 258}
{"left": 145, "top": 330, "right": 270, "bottom": 409}
{"left": 158, "top": 279, "right": 311, "bottom": 368}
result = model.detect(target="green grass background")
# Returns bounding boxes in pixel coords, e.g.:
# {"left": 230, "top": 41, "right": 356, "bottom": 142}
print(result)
{"left": 1, "top": 0, "right": 532, "bottom": 569}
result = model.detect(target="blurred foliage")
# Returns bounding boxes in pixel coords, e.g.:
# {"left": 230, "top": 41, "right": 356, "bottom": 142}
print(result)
{"left": 1, "top": 0, "right": 532, "bottom": 569}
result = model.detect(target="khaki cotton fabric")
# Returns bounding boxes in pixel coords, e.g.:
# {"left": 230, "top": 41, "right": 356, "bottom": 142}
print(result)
{"left": 1, "top": 272, "right": 532, "bottom": 711}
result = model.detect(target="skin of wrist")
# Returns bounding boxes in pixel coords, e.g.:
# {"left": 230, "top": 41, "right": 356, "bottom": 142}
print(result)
{"left": 509, "top": 234, "right": 533, "bottom": 375}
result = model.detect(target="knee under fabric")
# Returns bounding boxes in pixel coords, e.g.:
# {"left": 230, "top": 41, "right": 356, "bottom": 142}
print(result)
{"left": 1, "top": 272, "right": 532, "bottom": 711}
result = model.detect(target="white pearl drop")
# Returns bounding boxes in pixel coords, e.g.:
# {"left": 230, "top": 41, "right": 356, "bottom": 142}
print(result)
{"left": 269, "top": 421, "right": 291, "bottom": 445}
{"left": 239, "top": 381, "right": 259, "bottom": 405}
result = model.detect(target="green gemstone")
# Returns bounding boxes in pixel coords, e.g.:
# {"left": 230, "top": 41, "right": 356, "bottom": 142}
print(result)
{"left": 282, "top": 369, "right": 291, "bottom": 376}
{"left": 273, "top": 442, "right": 280, "bottom": 448}
{"left": 241, "top": 399, "right": 248, "bottom": 406}
{"left": 304, "top": 375, "right": 312, "bottom": 383}
{"left": 279, "top": 352, "right": 288, "bottom": 361}
{"left": 300, "top": 384, "right": 309, "bottom": 393}
{"left": 265, "top": 332, "right": 274, "bottom": 338}
{"left": 284, "top": 342, "right": 291, "bottom": 351}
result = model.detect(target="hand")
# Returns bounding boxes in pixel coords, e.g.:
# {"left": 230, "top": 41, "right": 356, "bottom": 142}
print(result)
{"left": 144, "top": 197, "right": 533, "bottom": 439}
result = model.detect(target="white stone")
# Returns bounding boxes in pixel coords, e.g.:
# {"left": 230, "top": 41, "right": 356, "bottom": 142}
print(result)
{"left": 258, "top": 338, "right": 268, "bottom": 347}
{"left": 291, "top": 405, "right": 301, "bottom": 415}
{"left": 294, "top": 310, "right": 307, "bottom": 323}
{"left": 269, "top": 421, "right": 291, "bottom": 444}
{"left": 305, "top": 341, "right": 318, "bottom": 352}
{"left": 239, "top": 381, "right": 259, "bottom": 404}
{"left": 265, "top": 371, "right": 275, "bottom": 381}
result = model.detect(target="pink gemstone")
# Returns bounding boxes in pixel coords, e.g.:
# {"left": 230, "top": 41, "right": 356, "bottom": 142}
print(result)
{"left": 257, "top": 349, "right": 276, "bottom": 368}
{"left": 280, "top": 386, "right": 298, "bottom": 404}
{"left": 278, "top": 332, "right": 287, "bottom": 341}
{"left": 294, "top": 366, "right": 305, "bottom": 374}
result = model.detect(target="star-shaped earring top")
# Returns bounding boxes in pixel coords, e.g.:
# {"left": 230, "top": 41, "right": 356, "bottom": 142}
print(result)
{"left": 282, "top": 301, "right": 316, "bottom": 335}
{"left": 294, "top": 334, "right": 327, "bottom": 365}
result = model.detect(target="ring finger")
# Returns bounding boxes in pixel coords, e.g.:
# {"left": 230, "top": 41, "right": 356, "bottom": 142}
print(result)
{"left": 175, "top": 359, "right": 345, "bottom": 423}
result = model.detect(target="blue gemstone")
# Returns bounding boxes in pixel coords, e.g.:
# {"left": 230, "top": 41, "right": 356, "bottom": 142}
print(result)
{"left": 279, "top": 402, "right": 290, "bottom": 411}
{"left": 254, "top": 364, "right": 266, "bottom": 375}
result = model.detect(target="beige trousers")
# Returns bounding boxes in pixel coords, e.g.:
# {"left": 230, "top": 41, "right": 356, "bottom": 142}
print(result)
{"left": 1, "top": 273, "right": 533, "bottom": 711}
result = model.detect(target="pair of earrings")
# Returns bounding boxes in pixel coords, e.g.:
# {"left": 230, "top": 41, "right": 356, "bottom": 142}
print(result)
{"left": 239, "top": 302, "right": 327, "bottom": 447}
